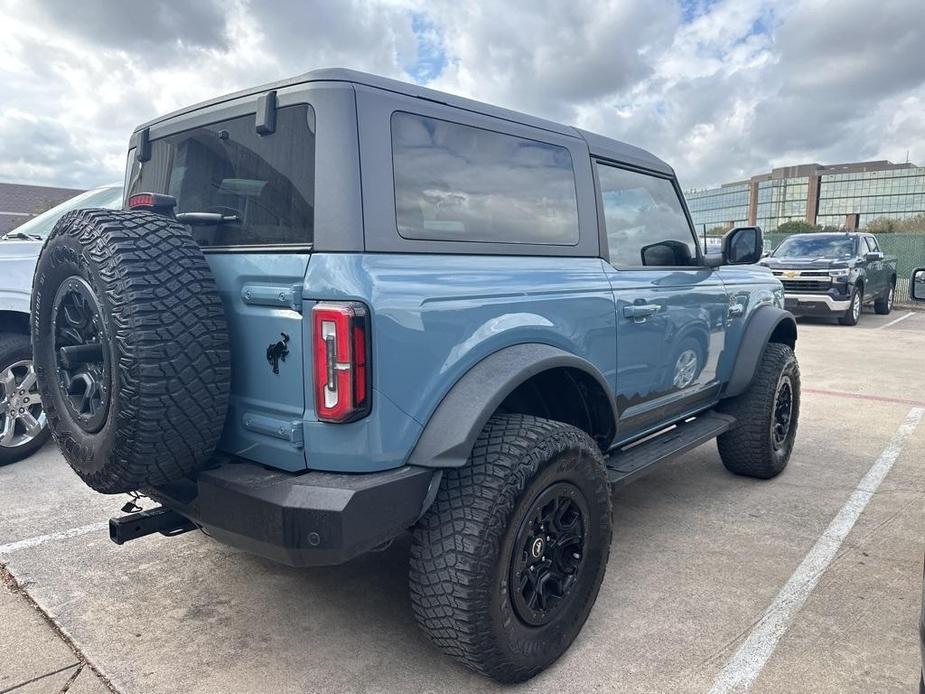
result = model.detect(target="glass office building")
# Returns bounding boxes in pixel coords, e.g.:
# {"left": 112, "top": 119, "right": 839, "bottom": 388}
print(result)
{"left": 684, "top": 160, "right": 925, "bottom": 232}
{"left": 754, "top": 177, "right": 809, "bottom": 231}
{"left": 816, "top": 167, "right": 925, "bottom": 228}
{"left": 684, "top": 182, "right": 750, "bottom": 231}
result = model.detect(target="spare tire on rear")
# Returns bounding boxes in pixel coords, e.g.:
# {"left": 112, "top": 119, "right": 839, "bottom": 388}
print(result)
{"left": 31, "top": 208, "right": 231, "bottom": 493}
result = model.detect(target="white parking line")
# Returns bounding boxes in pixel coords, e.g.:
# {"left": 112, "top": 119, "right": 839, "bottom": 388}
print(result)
{"left": 0, "top": 521, "right": 108, "bottom": 556}
{"left": 877, "top": 311, "right": 914, "bottom": 329}
{"left": 709, "top": 406, "right": 925, "bottom": 694}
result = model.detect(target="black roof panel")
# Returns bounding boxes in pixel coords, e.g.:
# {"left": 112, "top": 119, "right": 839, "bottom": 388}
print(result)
{"left": 136, "top": 68, "right": 673, "bottom": 176}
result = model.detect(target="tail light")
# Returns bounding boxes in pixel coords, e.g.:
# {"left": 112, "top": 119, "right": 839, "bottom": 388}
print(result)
{"left": 312, "top": 302, "right": 371, "bottom": 423}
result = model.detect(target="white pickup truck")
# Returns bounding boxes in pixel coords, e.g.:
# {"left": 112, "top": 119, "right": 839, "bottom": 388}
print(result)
{"left": 0, "top": 184, "right": 122, "bottom": 464}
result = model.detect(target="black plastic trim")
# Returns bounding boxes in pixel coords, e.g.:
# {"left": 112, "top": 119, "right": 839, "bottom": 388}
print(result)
{"left": 152, "top": 460, "right": 435, "bottom": 567}
{"left": 723, "top": 306, "right": 797, "bottom": 398}
{"left": 407, "top": 343, "right": 618, "bottom": 468}
{"left": 256, "top": 90, "right": 277, "bottom": 135}
{"left": 134, "top": 127, "right": 151, "bottom": 163}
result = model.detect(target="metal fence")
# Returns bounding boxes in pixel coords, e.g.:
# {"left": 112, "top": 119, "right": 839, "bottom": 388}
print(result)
{"left": 765, "top": 232, "right": 925, "bottom": 304}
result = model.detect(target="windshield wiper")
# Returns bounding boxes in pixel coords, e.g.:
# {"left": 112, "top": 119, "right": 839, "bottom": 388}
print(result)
{"left": 174, "top": 212, "right": 241, "bottom": 226}
{"left": 1, "top": 231, "right": 43, "bottom": 241}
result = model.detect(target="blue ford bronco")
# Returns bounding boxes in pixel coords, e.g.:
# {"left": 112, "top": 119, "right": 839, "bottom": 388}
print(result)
{"left": 31, "top": 69, "right": 799, "bottom": 682}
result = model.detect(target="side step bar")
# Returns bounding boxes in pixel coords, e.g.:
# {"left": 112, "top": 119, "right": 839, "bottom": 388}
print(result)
{"left": 606, "top": 411, "right": 735, "bottom": 487}
{"left": 109, "top": 506, "right": 196, "bottom": 545}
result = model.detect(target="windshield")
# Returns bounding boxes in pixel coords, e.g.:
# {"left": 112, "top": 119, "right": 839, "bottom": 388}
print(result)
{"left": 8, "top": 186, "right": 123, "bottom": 239}
{"left": 772, "top": 235, "right": 856, "bottom": 259}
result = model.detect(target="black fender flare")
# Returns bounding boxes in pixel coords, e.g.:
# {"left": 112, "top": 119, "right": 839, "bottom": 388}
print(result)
{"left": 406, "top": 344, "right": 617, "bottom": 468}
{"left": 723, "top": 306, "right": 797, "bottom": 398}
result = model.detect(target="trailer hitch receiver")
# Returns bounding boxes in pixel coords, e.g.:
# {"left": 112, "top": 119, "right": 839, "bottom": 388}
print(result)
{"left": 109, "top": 506, "right": 196, "bottom": 545}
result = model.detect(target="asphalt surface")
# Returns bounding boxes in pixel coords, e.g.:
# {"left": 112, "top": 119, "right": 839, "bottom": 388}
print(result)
{"left": 1, "top": 308, "right": 923, "bottom": 693}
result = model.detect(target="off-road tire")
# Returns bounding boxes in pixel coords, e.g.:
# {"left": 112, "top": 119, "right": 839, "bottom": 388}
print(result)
{"left": 0, "top": 333, "right": 51, "bottom": 465}
{"left": 409, "top": 414, "right": 612, "bottom": 683}
{"left": 838, "top": 285, "right": 862, "bottom": 326}
{"left": 717, "top": 343, "right": 799, "bottom": 479}
{"left": 873, "top": 280, "right": 895, "bottom": 315}
{"left": 31, "top": 208, "right": 230, "bottom": 493}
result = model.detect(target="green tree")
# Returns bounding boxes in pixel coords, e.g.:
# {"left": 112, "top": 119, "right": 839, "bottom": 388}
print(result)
{"left": 775, "top": 220, "right": 818, "bottom": 234}
{"left": 864, "top": 214, "right": 925, "bottom": 233}
{"left": 897, "top": 213, "right": 925, "bottom": 233}
{"left": 865, "top": 217, "right": 899, "bottom": 233}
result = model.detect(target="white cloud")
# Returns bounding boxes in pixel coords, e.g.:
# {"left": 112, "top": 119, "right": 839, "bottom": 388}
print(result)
{"left": 1, "top": 0, "right": 923, "bottom": 189}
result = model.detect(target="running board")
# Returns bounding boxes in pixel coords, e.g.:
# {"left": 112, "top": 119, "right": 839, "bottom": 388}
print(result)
{"left": 606, "top": 411, "right": 735, "bottom": 487}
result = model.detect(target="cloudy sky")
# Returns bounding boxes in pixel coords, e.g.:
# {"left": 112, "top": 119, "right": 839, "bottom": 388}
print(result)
{"left": 1, "top": 0, "right": 923, "bottom": 191}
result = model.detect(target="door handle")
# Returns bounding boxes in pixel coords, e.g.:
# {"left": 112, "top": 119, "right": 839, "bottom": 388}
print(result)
{"left": 623, "top": 304, "right": 660, "bottom": 321}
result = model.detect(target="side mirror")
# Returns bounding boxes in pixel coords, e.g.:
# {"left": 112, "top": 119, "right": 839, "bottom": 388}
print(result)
{"left": 722, "top": 226, "right": 764, "bottom": 265}
{"left": 865, "top": 251, "right": 884, "bottom": 262}
{"left": 912, "top": 268, "right": 925, "bottom": 302}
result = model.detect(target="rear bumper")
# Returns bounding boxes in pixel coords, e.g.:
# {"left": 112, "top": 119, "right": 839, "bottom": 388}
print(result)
{"left": 151, "top": 460, "right": 438, "bottom": 567}
{"left": 784, "top": 292, "right": 851, "bottom": 315}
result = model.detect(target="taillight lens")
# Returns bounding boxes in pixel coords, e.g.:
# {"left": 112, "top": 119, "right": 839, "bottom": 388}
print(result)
{"left": 127, "top": 192, "right": 177, "bottom": 214}
{"left": 312, "top": 302, "right": 371, "bottom": 423}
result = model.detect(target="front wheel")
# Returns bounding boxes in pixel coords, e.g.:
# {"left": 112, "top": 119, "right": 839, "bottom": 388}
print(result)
{"left": 838, "top": 286, "right": 862, "bottom": 326}
{"left": 410, "top": 414, "right": 612, "bottom": 683}
{"left": 717, "top": 343, "right": 800, "bottom": 479}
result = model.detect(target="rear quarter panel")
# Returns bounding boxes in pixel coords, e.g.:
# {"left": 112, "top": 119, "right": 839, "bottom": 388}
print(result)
{"left": 301, "top": 254, "right": 616, "bottom": 472}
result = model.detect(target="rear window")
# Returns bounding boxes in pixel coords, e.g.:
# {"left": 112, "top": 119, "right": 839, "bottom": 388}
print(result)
{"left": 391, "top": 112, "right": 579, "bottom": 245}
{"left": 128, "top": 104, "right": 314, "bottom": 248}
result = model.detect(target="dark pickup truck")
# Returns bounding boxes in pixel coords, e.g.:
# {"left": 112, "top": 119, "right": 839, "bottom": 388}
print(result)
{"left": 761, "top": 232, "right": 897, "bottom": 325}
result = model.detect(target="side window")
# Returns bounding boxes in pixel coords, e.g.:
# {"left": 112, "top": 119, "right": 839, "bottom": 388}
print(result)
{"left": 596, "top": 163, "right": 698, "bottom": 268}
{"left": 866, "top": 236, "right": 880, "bottom": 253}
{"left": 129, "top": 104, "right": 315, "bottom": 248}
{"left": 391, "top": 112, "right": 579, "bottom": 245}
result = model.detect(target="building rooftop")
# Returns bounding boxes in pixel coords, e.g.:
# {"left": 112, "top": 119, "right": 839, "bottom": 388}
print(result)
{"left": 0, "top": 182, "right": 84, "bottom": 234}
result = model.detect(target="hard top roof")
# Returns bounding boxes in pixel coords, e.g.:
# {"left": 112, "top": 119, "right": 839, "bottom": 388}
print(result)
{"left": 135, "top": 68, "right": 673, "bottom": 176}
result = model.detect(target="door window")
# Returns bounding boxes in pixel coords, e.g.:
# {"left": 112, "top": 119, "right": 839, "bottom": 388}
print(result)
{"left": 596, "top": 164, "right": 698, "bottom": 268}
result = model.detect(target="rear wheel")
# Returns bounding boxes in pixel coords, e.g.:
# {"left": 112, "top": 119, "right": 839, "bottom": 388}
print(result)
{"left": 874, "top": 281, "right": 895, "bottom": 315}
{"left": 31, "top": 208, "right": 231, "bottom": 493}
{"left": 717, "top": 343, "right": 800, "bottom": 479}
{"left": 410, "top": 414, "right": 612, "bottom": 683}
{"left": 0, "top": 333, "right": 50, "bottom": 465}
{"left": 838, "top": 286, "right": 862, "bottom": 326}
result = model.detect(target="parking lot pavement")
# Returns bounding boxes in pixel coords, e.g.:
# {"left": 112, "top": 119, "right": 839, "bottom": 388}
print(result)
{"left": 1, "top": 312, "right": 923, "bottom": 694}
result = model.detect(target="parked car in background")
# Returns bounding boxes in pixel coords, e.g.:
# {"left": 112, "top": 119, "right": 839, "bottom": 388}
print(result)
{"left": 761, "top": 232, "right": 897, "bottom": 326}
{"left": 0, "top": 184, "right": 122, "bottom": 464}
{"left": 702, "top": 236, "right": 723, "bottom": 254}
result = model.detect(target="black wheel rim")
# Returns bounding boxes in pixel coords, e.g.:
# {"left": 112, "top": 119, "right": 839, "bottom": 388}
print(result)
{"left": 771, "top": 374, "right": 793, "bottom": 451}
{"left": 51, "top": 276, "right": 111, "bottom": 433}
{"left": 510, "top": 482, "right": 589, "bottom": 626}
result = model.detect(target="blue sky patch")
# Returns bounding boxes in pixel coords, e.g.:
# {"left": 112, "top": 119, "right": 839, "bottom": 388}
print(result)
{"left": 407, "top": 13, "right": 447, "bottom": 84}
